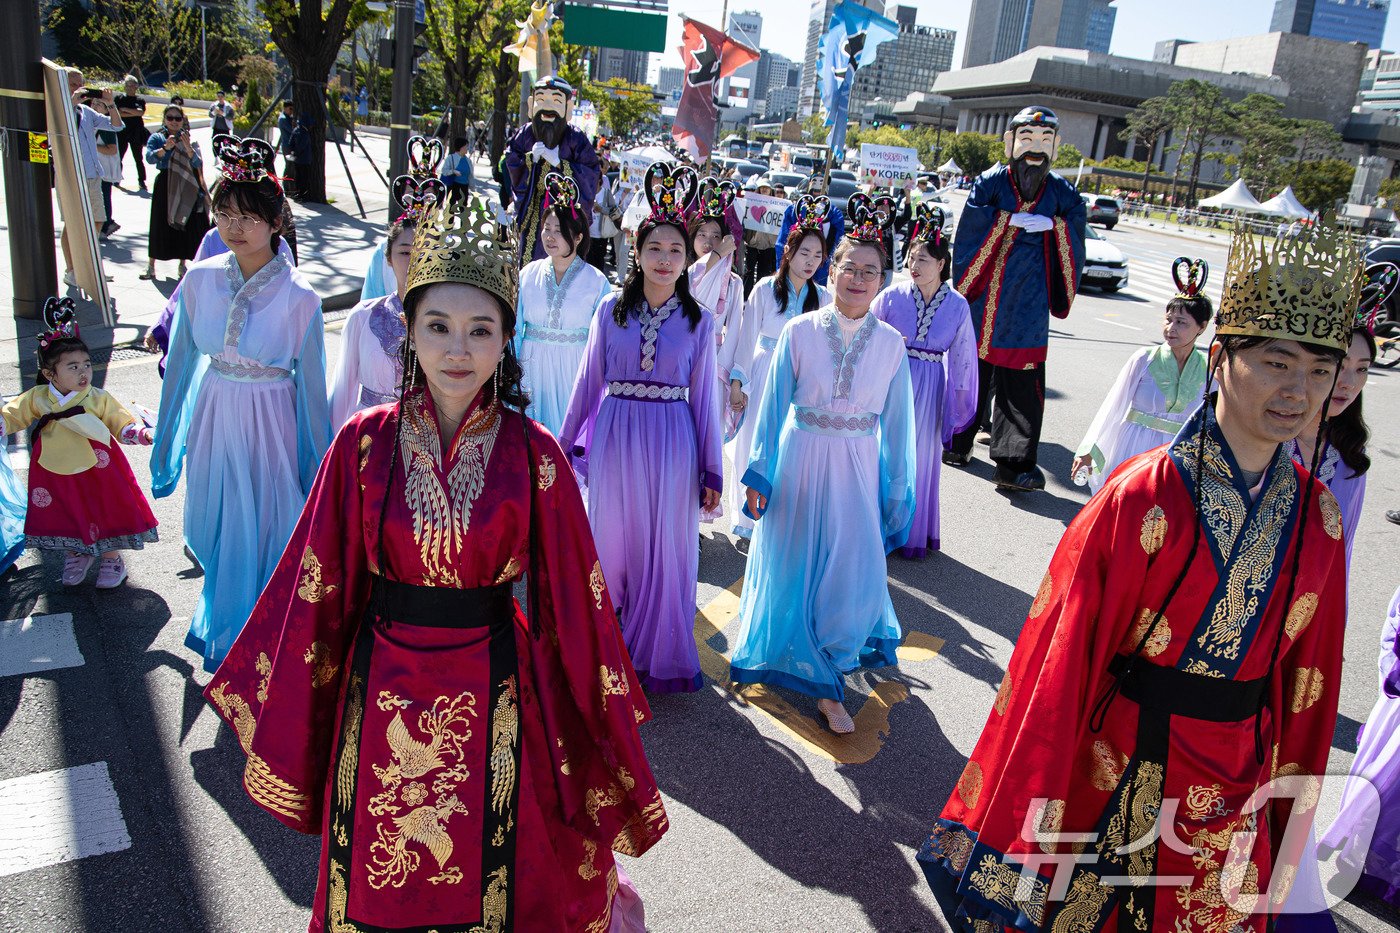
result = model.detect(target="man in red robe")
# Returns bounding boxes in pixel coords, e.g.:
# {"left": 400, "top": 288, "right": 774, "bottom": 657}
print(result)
{"left": 918, "top": 221, "right": 1362, "bottom": 932}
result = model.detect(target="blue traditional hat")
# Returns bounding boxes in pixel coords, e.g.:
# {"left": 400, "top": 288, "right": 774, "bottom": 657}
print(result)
{"left": 1009, "top": 106, "right": 1059, "bottom": 130}
{"left": 532, "top": 75, "right": 574, "bottom": 99}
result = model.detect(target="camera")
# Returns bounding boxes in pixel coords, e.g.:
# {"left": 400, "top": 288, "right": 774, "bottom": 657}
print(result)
{"left": 81, "top": 88, "right": 103, "bottom": 101}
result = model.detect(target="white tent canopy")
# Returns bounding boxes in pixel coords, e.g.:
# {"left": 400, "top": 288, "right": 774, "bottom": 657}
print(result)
{"left": 1257, "top": 186, "right": 1313, "bottom": 219}
{"left": 1198, "top": 179, "right": 1264, "bottom": 212}
{"left": 937, "top": 157, "right": 962, "bottom": 174}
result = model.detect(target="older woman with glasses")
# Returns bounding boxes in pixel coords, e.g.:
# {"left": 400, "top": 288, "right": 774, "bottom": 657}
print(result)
{"left": 727, "top": 195, "right": 916, "bottom": 734}
{"left": 142, "top": 105, "right": 210, "bottom": 281}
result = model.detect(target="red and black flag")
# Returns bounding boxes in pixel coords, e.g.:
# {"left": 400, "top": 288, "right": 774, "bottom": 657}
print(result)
{"left": 672, "top": 15, "right": 759, "bottom": 160}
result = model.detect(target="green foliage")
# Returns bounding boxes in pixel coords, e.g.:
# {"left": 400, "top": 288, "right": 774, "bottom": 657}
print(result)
{"left": 802, "top": 113, "right": 830, "bottom": 145}
{"left": 1231, "top": 94, "right": 1295, "bottom": 196}
{"left": 1053, "top": 143, "right": 1084, "bottom": 169}
{"left": 586, "top": 79, "right": 660, "bottom": 138}
{"left": 1292, "top": 159, "right": 1354, "bottom": 211}
{"left": 1119, "top": 97, "right": 1172, "bottom": 172}
{"left": 166, "top": 80, "right": 224, "bottom": 102}
{"left": 237, "top": 56, "right": 279, "bottom": 98}
{"left": 943, "top": 132, "right": 1001, "bottom": 177}
{"left": 1380, "top": 176, "right": 1400, "bottom": 205}
{"left": 1098, "top": 155, "right": 1148, "bottom": 172}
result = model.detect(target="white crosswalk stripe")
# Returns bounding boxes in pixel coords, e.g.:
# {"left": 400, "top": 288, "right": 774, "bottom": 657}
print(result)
{"left": 0, "top": 614, "right": 86, "bottom": 678}
{"left": 0, "top": 762, "right": 132, "bottom": 877}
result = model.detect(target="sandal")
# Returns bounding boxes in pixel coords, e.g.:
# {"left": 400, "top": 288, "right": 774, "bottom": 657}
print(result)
{"left": 818, "top": 698, "right": 855, "bottom": 735}
{"left": 139, "top": 268, "right": 155, "bottom": 280}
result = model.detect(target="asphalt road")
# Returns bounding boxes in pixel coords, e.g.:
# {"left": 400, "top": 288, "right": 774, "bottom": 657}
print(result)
{"left": 2, "top": 221, "right": 1399, "bottom": 932}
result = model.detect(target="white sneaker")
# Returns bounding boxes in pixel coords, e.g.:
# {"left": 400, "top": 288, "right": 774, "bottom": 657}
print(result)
{"left": 63, "top": 270, "right": 77, "bottom": 287}
{"left": 95, "top": 556, "right": 128, "bottom": 589}
{"left": 62, "top": 553, "right": 95, "bottom": 585}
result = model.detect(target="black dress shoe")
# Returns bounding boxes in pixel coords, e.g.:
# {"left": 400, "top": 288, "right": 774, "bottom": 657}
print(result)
{"left": 942, "top": 451, "right": 971, "bottom": 467}
{"left": 994, "top": 465, "right": 1046, "bottom": 491}
{"left": 1387, "top": 509, "right": 1400, "bottom": 526}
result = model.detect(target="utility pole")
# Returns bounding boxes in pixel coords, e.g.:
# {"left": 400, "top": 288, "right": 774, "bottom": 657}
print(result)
{"left": 0, "top": 0, "right": 56, "bottom": 319}
{"left": 201, "top": 6, "right": 208, "bottom": 82}
{"left": 387, "top": 0, "right": 415, "bottom": 220}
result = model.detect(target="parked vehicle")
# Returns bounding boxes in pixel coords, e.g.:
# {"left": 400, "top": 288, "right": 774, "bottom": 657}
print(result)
{"left": 731, "top": 161, "right": 767, "bottom": 184}
{"left": 1080, "top": 225, "right": 1128, "bottom": 292}
{"left": 829, "top": 169, "right": 857, "bottom": 184}
{"left": 1082, "top": 194, "right": 1121, "bottom": 230}
{"left": 761, "top": 172, "right": 807, "bottom": 198}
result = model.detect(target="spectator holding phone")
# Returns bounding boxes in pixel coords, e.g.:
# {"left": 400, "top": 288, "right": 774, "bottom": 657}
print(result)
{"left": 142, "top": 105, "right": 209, "bottom": 281}
{"left": 61, "top": 69, "right": 122, "bottom": 288}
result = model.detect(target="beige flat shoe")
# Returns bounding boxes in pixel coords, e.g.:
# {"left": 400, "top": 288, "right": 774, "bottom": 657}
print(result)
{"left": 818, "top": 698, "right": 855, "bottom": 734}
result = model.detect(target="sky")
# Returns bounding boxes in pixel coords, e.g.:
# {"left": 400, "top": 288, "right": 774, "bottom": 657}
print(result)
{"left": 648, "top": 0, "right": 1400, "bottom": 77}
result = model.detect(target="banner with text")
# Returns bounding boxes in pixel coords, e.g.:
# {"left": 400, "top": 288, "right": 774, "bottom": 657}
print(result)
{"left": 738, "top": 192, "right": 792, "bottom": 235}
{"left": 860, "top": 143, "right": 918, "bottom": 187}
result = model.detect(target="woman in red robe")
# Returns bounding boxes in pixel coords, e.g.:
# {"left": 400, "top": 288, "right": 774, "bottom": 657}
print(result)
{"left": 204, "top": 194, "right": 666, "bottom": 932}
{"left": 918, "top": 223, "right": 1360, "bottom": 932}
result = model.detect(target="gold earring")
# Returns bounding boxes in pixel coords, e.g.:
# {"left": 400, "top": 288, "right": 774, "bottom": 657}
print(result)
{"left": 407, "top": 348, "right": 417, "bottom": 390}
{"left": 492, "top": 360, "right": 501, "bottom": 405}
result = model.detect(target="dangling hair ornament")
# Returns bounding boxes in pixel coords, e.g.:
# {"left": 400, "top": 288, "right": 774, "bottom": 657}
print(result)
{"left": 1171, "top": 257, "right": 1209, "bottom": 299}
{"left": 697, "top": 176, "right": 737, "bottom": 223}
{"left": 1356, "top": 261, "right": 1399, "bottom": 335}
{"left": 542, "top": 172, "right": 582, "bottom": 220}
{"left": 38, "top": 297, "right": 79, "bottom": 349}
{"left": 845, "top": 192, "right": 896, "bottom": 246}
{"left": 793, "top": 194, "right": 831, "bottom": 232}
{"left": 406, "top": 135, "right": 446, "bottom": 182}
{"left": 212, "top": 134, "right": 278, "bottom": 190}
{"left": 910, "top": 203, "right": 947, "bottom": 249}
{"left": 640, "top": 161, "right": 698, "bottom": 231}
{"left": 391, "top": 174, "right": 447, "bottom": 225}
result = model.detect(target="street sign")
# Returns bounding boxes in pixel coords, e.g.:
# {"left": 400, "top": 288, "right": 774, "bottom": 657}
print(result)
{"left": 562, "top": 4, "right": 666, "bottom": 53}
{"left": 27, "top": 133, "right": 48, "bottom": 164}
{"left": 860, "top": 143, "right": 918, "bottom": 186}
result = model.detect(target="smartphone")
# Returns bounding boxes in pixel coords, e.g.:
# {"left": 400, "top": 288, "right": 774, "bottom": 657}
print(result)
{"left": 82, "top": 88, "right": 103, "bottom": 101}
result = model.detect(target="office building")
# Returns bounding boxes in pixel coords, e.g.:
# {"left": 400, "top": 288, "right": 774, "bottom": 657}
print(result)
{"left": 800, "top": 0, "right": 888, "bottom": 116}
{"left": 658, "top": 66, "right": 683, "bottom": 99}
{"left": 1272, "top": 0, "right": 1389, "bottom": 47}
{"left": 719, "top": 10, "right": 763, "bottom": 124}
{"left": 849, "top": 8, "right": 957, "bottom": 124}
{"left": 756, "top": 50, "right": 797, "bottom": 102}
{"left": 594, "top": 48, "right": 648, "bottom": 85}
{"left": 961, "top": 0, "right": 1116, "bottom": 68}
{"left": 765, "top": 85, "right": 801, "bottom": 121}
{"left": 1154, "top": 39, "right": 1195, "bottom": 62}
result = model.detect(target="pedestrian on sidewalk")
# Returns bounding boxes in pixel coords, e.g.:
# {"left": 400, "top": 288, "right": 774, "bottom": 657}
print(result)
{"left": 2, "top": 298, "right": 158, "bottom": 589}
{"left": 142, "top": 106, "right": 209, "bottom": 280}
{"left": 114, "top": 75, "right": 149, "bottom": 191}
{"left": 917, "top": 219, "right": 1359, "bottom": 933}
{"left": 96, "top": 123, "right": 123, "bottom": 238}
{"left": 151, "top": 140, "right": 330, "bottom": 672}
{"left": 276, "top": 100, "right": 296, "bottom": 193}
{"left": 289, "top": 112, "right": 313, "bottom": 201}
{"left": 439, "top": 135, "right": 474, "bottom": 203}
{"left": 208, "top": 89, "right": 235, "bottom": 142}
{"left": 60, "top": 69, "right": 122, "bottom": 288}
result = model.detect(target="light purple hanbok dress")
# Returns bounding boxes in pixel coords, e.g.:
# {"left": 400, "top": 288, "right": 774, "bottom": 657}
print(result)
{"left": 327, "top": 293, "right": 405, "bottom": 431}
{"left": 515, "top": 255, "right": 612, "bottom": 438}
{"left": 558, "top": 293, "right": 723, "bottom": 693}
{"left": 871, "top": 280, "right": 977, "bottom": 558}
{"left": 728, "top": 307, "right": 916, "bottom": 700}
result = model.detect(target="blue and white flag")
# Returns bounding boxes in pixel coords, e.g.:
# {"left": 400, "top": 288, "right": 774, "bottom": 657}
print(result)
{"left": 816, "top": 2, "right": 900, "bottom": 159}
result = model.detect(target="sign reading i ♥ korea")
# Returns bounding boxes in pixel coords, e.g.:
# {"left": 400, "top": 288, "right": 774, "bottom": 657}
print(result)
{"left": 859, "top": 143, "right": 918, "bottom": 186}
{"left": 738, "top": 192, "right": 792, "bottom": 235}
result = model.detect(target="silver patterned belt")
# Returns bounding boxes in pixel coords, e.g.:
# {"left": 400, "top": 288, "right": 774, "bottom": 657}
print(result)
{"left": 208, "top": 355, "right": 292, "bottom": 382}
{"left": 358, "top": 385, "right": 398, "bottom": 407}
{"left": 758, "top": 334, "right": 779, "bottom": 351}
{"left": 907, "top": 347, "right": 944, "bottom": 363}
{"left": 607, "top": 381, "right": 688, "bottom": 402}
{"left": 524, "top": 322, "right": 590, "bottom": 345}
{"left": 794, "top": 406, "right": 877, "bottom": 437}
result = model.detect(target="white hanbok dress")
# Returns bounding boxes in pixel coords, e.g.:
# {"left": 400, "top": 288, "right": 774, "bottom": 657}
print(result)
{"left": 724, "top": 276, "right": 830, "bottom": 537}
{"left": 327, "top": 293, "right": 405, "bottom": 431}
{"left": 515, "top": 255, "right": 611, "bottom": 437}
{"left": 152, "top": 251, "right": 331, "bottom": 672}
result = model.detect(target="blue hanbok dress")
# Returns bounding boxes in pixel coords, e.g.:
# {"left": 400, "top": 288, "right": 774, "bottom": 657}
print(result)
{"left": 0, "top": 428, "right": 25, "bottom": 574}
{"left": 152, "top": 251, "right": 330, "bottom": 672}
{"left": 729, "top": 307, "right": 916, "bottom": 700}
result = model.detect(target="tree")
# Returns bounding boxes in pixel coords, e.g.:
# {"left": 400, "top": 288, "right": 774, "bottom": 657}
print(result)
{"left": 1163, "top": 79, "right": 1233, "bottom": 206}
{"left": 942, "top": 132, "right": 1000, "bottom": 177}
{"left": 588, "top": 79, "right": 660, "bottom": 138}
{"left": 260, "top": 0, "right": 372, "bottom": 203}
{"left": 423, "top": 0, "right": 531, "bottom": 153}
{"left": 1292, "top": 119, "right": 1342, "bottom": 182}
{"left": 802, "top": 113, "right": 830, "bottom": 145}
{"left": 49, "top": 0, "right": 169, "bottom": 81}
{"left": 1120, "top": 97, "right": 1173, "bottom": 201}
{"left": 1053, "top": 142, "right": 1084, "bottom": 169}
{"left": 1230, "top": 94, "right": 1295, "bottom": 197}
{"left": 1293, "top": 159, "right": 1354, "bottom": 211}
{"left": 1381, "top": 176, "right": 1400, "bottom": 206}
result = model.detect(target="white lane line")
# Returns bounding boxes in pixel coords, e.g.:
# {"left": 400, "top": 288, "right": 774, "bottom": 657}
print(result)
{"left": 0, "top": 614, "right": 85, "bottom": 678}
{"left": 0, "top": 762, "right": 131, "bottom": 877}
{"left": 1096, "top": 317, "right": 1143, "bottom": 331}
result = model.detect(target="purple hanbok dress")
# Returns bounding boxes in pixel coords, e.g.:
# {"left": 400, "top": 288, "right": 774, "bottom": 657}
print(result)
{"left": 558, "top": 294, "right": 723, "bottom": 693}
{"left": 871, "top": 281, "right": 977, "bottom": 558}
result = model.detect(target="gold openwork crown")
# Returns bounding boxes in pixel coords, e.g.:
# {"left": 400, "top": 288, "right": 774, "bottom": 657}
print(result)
{"left": 406, "top": 194, "right": 519, "bottom": 310}
{"left": 1216, "top": 218, "right": 1362, "bottom": 353}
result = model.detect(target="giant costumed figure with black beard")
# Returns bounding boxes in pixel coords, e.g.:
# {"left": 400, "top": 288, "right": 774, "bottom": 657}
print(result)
{"left": 944, "top": 106, "right": 1086, "bottom": 491}
{"left": 506, "top": 75, "right": 601, "bottom": 264}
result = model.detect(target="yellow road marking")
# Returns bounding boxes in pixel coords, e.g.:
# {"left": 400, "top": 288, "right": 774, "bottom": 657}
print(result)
{"left": 693, "top": 577, "right": 943, "bottom": 765}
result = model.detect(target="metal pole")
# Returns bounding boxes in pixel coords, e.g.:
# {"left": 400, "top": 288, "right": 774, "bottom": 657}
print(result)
{"left": 201, "top": 7, "right": 208, "bottom": 83}
{"left": 0, "top": 0, "right": 56, "bottom": 319}
{"left": 388, "top": 0, "right": 415, "bottom": 221}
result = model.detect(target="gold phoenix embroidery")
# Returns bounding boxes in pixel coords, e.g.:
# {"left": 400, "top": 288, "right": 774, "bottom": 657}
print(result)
{"left": 1124, "top": 608, "right": 1171, "bottom": 658}
{"left": 586, "top": 783, "right": 625, "bottom": 826}
{"left": 337, "top": 675, "right": 365, "bottom": 813}
{"left": 304, "top": 641, "right": 339, "bottom": 688}
{"left": 1051, "top": 871, "right": 1110, "bottom": 933}
{"left": 297, "top": 546, "right": 339, "bottom": 603}
{"left": 537, "top": 453, "right": 557, "bottom": 491}
{"left": 578, "top": 839, "right": 601, "bottom": 880}
{"left": 589, "top": 560, "right": 605, "bottom": 610}
{"left": 612, "top": 791, "right": 668, "bottom": 856}
{"left": 489, "top": 677, "right": 519, "bottom": 816}
{"left": 1318, "top": 489, "right": 1342, "bottom": 540}
{"left": 328, "top": 859, "right": 352, "bottom": 933}
{"left": 956, "top": 761, "right": 983, "bottom": 809}
{"left": 1029, "top": 572, "right": 1054, "bottom": 620}
{"left": 493, "top": 556, "right": 520, "bottom": 585}
{"left": 365, "top": 692, "right": 480, "bottom": 889}
{"left": 1286, "top": 593, "right": 1319, "bottom": 640}
{"left": 1175, "top": 811, "right": 1261, "bottom": 932}
{"left": 255, "top": 652, "right": 273, "bottom": 703}
{"left": 1089, "top": 740, "right": 1128, "bottom": 792}
{"left": 358, "top": 434, "right": 373, "bottom": 472}
{"left": 1140, "top": 506, "right": 1167, "bottom": 555}
{"left": 400, "top": 396, "right": 502, "bottom": 586}
{"left": 1290, "top": 667, "right": 1325, "bottom": 713}
{"left": 467, "top": 864, "right": 509, "bottom": 933}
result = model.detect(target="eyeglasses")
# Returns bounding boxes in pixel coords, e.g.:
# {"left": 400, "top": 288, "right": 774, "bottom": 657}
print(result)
{"left": 213, "top": 211, "right": 265, "bottom": 230}
{"left": 837, "top": 264, "right": 881, "bottom": 281}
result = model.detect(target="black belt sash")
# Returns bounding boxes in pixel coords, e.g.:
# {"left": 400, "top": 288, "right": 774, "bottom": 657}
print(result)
{"left": 1098, "top": 655, "right": 1268, "bottom": 932}
{"left": 326, "top": 575, "right": 521, "bottom": 932}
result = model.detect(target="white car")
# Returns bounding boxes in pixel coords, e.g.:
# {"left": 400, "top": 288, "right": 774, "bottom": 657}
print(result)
{"left": 1081, "top": 225, "right": 1128, "bottom": 292}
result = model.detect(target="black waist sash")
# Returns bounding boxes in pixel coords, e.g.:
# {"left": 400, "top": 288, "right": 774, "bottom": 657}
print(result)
{"left": 327, "top": 575, "right": 522, "bottom": 932}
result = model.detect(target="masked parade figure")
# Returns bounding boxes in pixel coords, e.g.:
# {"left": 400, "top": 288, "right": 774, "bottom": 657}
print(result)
{"left": 506, "top": 76, "right": 601, "bottom": 265}
{"left": 943, "top": 106, "right": 1085, "bottom": 491}
{"left": 917, "top": 219, "right": 1359, "bottom": 932}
